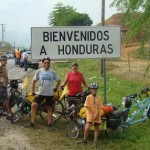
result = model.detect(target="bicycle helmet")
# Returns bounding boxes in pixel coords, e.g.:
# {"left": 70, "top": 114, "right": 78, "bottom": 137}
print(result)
{"left": 0, "top": 55, "right": 7, "bottom": 61}
{"left": 42, "top": 57, "right": 51, "bottom": 62}
{"left": 89, "top": 83, "right": 99, "bottom": 89}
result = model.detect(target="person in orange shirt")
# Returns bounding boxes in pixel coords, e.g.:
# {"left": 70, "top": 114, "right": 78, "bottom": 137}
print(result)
{"left": 77, "top": 83, "right": 103, "bottom": 148}
{"left": 15, "top": 49, "right": 21, "bottom": 66}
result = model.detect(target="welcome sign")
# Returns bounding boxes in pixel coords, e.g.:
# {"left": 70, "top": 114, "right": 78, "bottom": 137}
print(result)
{"left": 31, "top": 26, "right": 121, "bottom": 59}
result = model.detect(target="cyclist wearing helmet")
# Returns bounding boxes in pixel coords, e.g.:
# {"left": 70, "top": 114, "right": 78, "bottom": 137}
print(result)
{"left": 25, "top": 57, "right": 61, "bottom": 131}
{"left": 78, "top": 83, "right": 103, "bottom": 148}
{"left": 0, "top": 55, "right": 12, "bottom": 119}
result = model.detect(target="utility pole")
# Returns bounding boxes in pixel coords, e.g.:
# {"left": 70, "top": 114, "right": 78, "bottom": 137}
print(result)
{"left": 101, "top": 0, "right": 107, "bottom": 104}
{"left": 0, "top": 24, "right": 6, "bottom": 44}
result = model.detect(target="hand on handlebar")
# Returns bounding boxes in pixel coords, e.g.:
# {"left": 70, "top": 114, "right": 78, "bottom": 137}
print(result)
{"left": 60, "top": 85, "right": 64, "bottom": 90}
{"left": 53, "top": 88, "right": 57, "bottom": 92}
{"left": 31, "top": 92, "right": 36, "bottom": 96}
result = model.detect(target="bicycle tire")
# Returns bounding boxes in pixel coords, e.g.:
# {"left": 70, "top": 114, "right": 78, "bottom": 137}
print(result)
{"left": 40, "top": 100, "right": 64, "bottom": 122}
{"left": 8, "top": 91, "right": 22, "bottom": 113}
{"left": 11, "top": 109, "right": 22, "bottom": 123}
{"left": 105, "top": 126, "right": 123, "bottom": 138}
{"left": 147, "top": 108, "right": 150, "bottom": 118}
{"left": 0, "top": 105, "right": 7, "bottom": 116}
{"left": 66, "top": 122, "right": 80, "bottom": 139}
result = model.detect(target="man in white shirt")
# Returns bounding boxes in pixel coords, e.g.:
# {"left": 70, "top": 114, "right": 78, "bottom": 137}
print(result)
{"left": 22, "top": 51, "right": 28, "bottom": 71}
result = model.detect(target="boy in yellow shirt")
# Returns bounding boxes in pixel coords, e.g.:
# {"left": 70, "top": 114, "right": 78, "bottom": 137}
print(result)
{"left": 77, "top": 83, "right": 103, "bottom": 148}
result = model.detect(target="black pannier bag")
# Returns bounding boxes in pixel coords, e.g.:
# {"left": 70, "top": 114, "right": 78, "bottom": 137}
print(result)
{"left": 106, "top": 110, "right": 122, "bottom": 128}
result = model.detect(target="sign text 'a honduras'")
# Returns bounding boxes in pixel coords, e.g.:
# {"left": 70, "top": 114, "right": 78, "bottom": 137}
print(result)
{"left": 31, "top": 26, "right": 121, "bottom": 59}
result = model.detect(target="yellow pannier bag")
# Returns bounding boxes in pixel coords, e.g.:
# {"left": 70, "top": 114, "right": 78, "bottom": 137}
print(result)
{"left": 26, "top": 93, "right": 46, "bottom": 103}
{"left": 53, "top": 88, "right": 63, "bottom": 100}
{"left": 78, "top": 106, "right": 87, "bottom": 118}
{"left": 26, "top": 93, "right": 35, "bottom": 103}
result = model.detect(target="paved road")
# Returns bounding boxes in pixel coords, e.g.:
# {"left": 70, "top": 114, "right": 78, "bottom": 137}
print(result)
{"left": 7, "top": 59, "right": 33, "bottom": 79}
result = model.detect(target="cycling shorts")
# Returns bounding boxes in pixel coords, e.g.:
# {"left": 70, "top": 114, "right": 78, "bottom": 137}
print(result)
{"left": 33, "top": 95, "right": 54, "bottom": 107}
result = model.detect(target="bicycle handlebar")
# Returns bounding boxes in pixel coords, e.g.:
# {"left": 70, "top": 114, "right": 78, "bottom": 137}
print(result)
{"left": 9, "top": 79, "right": 23, "bottom": 84}
{"left": 76, "top": 90, "right": 91, "bottom": 97}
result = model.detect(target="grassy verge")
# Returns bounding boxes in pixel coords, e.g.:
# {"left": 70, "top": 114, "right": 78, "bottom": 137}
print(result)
{"left": 19, "top": 59, "right": 150, "bottom": 150}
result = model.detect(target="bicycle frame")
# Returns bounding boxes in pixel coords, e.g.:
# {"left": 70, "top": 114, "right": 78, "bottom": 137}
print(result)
{"left": 121, "top": 97, "right": 150, "bottom": 127}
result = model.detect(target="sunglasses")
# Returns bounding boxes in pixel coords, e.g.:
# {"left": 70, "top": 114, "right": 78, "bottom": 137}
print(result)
{"left": 44, "top": 62, "right": 50, "bottom": 64}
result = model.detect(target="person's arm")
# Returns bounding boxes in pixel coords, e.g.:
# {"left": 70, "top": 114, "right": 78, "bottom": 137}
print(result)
{"left": 81, "top": 74, "right": 89, "bottom": 88}
{"left": 31, "top": 80, "right": 36, "bottom": 95}
{"left": 61, "top": 74, "right": 68, "bottom": 87}
{"left": 54, "top": 79, "right": 61, "bottom": 91}
{"left": 93, "top": 98, "right": 103, "bottom": 120}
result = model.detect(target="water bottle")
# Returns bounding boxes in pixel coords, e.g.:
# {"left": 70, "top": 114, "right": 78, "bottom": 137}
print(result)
{"left": 126, "top": 117, "right": 130, "bottom": 122}
{"left": 78, "top": 118, "right": 82, "bottom": 124}
{"left": 68, "top": 104, "right": 75, "bottom": 110}
{"left": 26, "top": 106, "right": 30, "bottom": 113}
{"left": 132, "top": 111, "right": 136, "bottom": 116}
{"left": 143, "top": 108, "right": 147, "bottom": 117}
{"left": 81, "top": 118, "right": 85, "bottom": 125}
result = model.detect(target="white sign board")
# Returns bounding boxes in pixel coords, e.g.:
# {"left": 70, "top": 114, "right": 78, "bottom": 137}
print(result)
{"left": 31, "top": 26, "right": 121, "bottom": 59}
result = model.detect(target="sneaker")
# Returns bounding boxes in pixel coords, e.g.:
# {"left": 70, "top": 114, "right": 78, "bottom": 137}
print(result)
{"left": 76, "top": 139, "right": 87, "bottom": 144}
{"left": 48, "top": 125, "right": 53, "bottom": 131}
{"left": 92, "top": 141, "right": 97, "bottom": 149}
{"left": 24, "top": 122, "right": 34, "bottom": 128}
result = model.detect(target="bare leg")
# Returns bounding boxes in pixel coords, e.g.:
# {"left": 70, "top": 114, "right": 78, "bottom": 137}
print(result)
{"left": 84, "top": 123, "right": 91, "bottom": 140}
{"left": 46, "top": 106, "right": 52, "bottom": 125}
{"left": 31, "top": 102, "right": 38, "bottom": 124}
{"left": 94, "top": 125, "right": 99, "bottom": 142}
{"left": 3, "top": 100, "right": 11, "bottom": 114}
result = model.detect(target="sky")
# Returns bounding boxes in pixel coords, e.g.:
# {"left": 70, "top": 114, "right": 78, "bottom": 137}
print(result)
{"left": 0, "top": 0, "right": 118, "bottom": 48}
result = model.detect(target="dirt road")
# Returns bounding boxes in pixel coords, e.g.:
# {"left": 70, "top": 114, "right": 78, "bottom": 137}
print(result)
{"left": 0, "top": 67, "right": 34, "bottom": 150}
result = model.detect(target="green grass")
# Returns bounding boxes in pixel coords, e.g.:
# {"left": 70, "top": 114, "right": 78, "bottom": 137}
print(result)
{"left": 19, "top": 58, "right": 150, "bottom": 150}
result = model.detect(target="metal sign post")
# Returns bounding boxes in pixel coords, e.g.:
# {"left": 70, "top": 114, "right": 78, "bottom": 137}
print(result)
{"left": 101, "top": 0, "right": 107, "bottom": 104}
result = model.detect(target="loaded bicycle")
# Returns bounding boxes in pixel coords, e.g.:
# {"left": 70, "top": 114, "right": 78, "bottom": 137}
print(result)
{"left": 53, "top": 89, "right": 91, "bottom": 122}
{"left": 10, "top": 89, "right": 63, "bottom": 123}
{"left": 66, "top": 87, "right": 150, "bottom": 139}
{"left": 0, "top": 79, "right": 23, "bottom": 116}
{"left": 103, "top": 88, "right": 150, "bottom": 137}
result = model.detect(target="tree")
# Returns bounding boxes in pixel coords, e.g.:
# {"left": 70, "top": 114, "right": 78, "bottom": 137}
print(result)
{"left": 111, "top": 0, "right": 150, "bottom": 42}
{"left": 48, "top": 3, "right": 93, "bottom": 26}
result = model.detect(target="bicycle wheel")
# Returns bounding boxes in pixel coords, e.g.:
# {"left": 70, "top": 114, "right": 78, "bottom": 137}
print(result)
{"left": 147, "top": 108, "right": 150, "bottom": 118}
{"left": 11, "top": 109, "right": 22, "bottom": 123}
{"left": 40, "top": 100, "right": 64, "bottom": 122}
{"left": 105, "top": 126, "right": 123, "bottom": 138}
{"left": 8, "top": 91, "right": 22, "bottom": 113}
{"left": 53, "top": 100, "right": 64, "bottom": 122}
{"left": 0, "top": 105, "right": 7, "bottom": 116}
{"left": 66, "top": 122, "right": 80, "bottom": 139}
